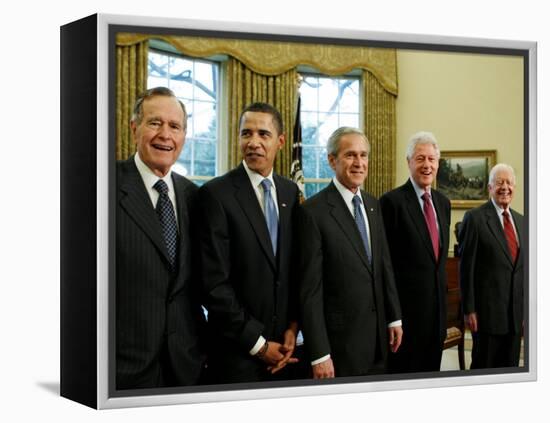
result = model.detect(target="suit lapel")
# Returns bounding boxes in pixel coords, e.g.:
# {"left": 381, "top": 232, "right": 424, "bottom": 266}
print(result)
{"left": 484, "top": 201, "right": 514, "bottom": 265}
{"left": 118, "top": 160, "right": 171, "bottom": 265}
{"left": 362, "top": 192, "right": 378, "bottom": 275}
{"left": 511, "top": 209, "right": 524, "bottom": 268}
{"left": 431, "top": 190, "right": 448, "bottom": 259}
{"left": 232, "top": 165, "right": 277, "bottom": 270}
{"left": 403, "top": 181, "right": 437, "bottom": 262}
{"left": 326, "top": 183, "right": 372, "bottom": 273}
{"left": 274, "top": 174, "right": 291, "bottom": 264}
{"left": 173, "top": 174, "right": 192, "bottom": 290}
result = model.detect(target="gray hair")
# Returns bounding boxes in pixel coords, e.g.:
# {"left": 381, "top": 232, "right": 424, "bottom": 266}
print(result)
{"left": 489, "top": 163, "right": 516, "bottom": 186}
{"left": 327, "top": 126, "right": 370, "bottom": 156}
{"left": 406, "top": 131, "right": 440, "bottom": 160}
{"left": 131, "top": 86, "right": 187, "bottom": 129}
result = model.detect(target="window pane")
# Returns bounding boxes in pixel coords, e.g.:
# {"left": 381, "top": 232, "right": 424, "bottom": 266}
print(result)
{"left": 301, "top": 111, "right": 318, "bottom": 145}
{"left": 192, "top": 101, "right": 217, "bottom": 136}
{"left": 299, "top": 74, "right": 360, "bottom": 185}
{"left": 301, "top": 77, "right": 319, "bottom": 111}
{"left": 339, "top": 113, "right": 359, "bottom": 128}
{"left": 304, "top": 181, "right": 330, "bottom": 198}
{"left": 148, "top": 49, "right": 220, "bottom": 179}
{"left": 340, "top": 80, "right": 360, "bottom": 113}
{"left": 317, "top": 78, "right": 339, "bottom": 112}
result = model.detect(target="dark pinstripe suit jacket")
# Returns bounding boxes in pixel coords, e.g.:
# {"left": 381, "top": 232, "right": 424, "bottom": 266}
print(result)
{"left": 116, "top": 157, "right": 205, "bottom": 389}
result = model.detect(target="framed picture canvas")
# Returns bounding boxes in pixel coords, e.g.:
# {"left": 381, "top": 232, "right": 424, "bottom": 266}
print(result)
{"left": 436, "top": 150, "right": 497, "bottom": 208}
{"left": 60, "top": 13, "right": 537, "bottom": 409}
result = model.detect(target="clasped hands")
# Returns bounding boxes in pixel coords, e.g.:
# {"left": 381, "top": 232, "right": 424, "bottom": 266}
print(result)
{"left": 258, "top": 324, "right": 299, "bottom": 374}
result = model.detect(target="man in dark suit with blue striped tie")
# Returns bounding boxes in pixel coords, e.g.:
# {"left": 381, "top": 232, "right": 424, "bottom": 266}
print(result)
{"left": 298, "top": 127, "right": 402, "bottom": 378}
{"left": 116, "top": 87, "right": 205, "bottom": 389}
{"left": 198, "top": 103, "right": 301, "bottom": 383}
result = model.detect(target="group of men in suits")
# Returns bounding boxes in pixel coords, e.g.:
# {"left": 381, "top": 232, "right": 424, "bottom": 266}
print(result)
{"left": 115, "top": 87, "right": 525, "bottom": 390}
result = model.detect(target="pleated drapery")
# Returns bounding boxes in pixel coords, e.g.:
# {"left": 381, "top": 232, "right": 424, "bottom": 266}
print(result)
{"left": 115, "top": 33, "right": 398, "bottom": 188}
{"left": 115, "top": 39, "right": 148, "bottom": 160}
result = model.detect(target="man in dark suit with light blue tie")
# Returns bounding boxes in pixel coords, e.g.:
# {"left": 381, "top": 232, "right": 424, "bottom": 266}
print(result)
{"left": 198, "top": 103, "right": 300, "bottom": 383}
{"left": 298, "top": 127, "right": 402, "bottom": 378}
{"left": 459, "top": 163, "right": 524, "bottom": 368}
{"left": 116, "top": 87, "right": 205, "bottom": 389}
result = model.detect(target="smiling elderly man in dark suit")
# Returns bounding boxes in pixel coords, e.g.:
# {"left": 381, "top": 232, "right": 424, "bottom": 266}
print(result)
{"left": 298, "top": 127, "right": 402, "bottom": 378}
{"left": 198, "top": 102, "right": 300, "bottom": 383}
{"left": 380, "top": 131, "right": 450, "bottom": 374}
{"left": 459, "top": 163, "right": 524, "bottom": 368}
{"left": 116, "top": 87, "right": 205, "bottom": 389}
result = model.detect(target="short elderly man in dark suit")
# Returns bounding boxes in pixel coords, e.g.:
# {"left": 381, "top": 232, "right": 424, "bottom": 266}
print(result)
{"left": 298, "top": 127, "right": 402, "bottom": 378}
{"left": 380, "top": 131, "right": 450, "bottom": 373}
{"left": 116, "top": 87, "right": 205, "bottom": 389}
{"left": 459, "top": 163, "right": 524, "bottom": 368}
{"left": 198, "top": 102, "right": 300, "bottom": 383}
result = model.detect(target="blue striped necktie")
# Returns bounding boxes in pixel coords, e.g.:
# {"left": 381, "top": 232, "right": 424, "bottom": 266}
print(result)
{"left": 260, "top": 178, "right": 278, "bottom": 255}
{"left": 352, "top": 195, "right": 372, "bottom": 264}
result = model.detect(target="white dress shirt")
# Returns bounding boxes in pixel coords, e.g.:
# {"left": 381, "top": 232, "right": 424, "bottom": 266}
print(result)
{"left": 134, "top": 152, "right": 179, "bottom": 225}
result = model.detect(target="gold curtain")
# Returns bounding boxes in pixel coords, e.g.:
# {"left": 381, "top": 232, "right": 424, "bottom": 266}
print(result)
{"left": 115, "top": 39, "right": 148, "bottom": 160}
{"left": 116, "top": 33, "right": 397, "bottom": 95}
{"left": 362, "top": 70, "right": 397, "bottom": 198}
{"left": 227, "top": 58, "right": 299, "bottom": 177}
{"left": 115, "top": 33, "right": 398, "bottom": 187}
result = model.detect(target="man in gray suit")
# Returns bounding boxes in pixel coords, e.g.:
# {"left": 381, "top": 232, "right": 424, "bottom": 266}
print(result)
{"left": 116, "top": 87, "right": 205, "bottom": 389}
{"left": 298, "top": 127, "right": 402, "bottom": 378}
{"left": 459, "top": 163, "right": 524, "bottom": 368}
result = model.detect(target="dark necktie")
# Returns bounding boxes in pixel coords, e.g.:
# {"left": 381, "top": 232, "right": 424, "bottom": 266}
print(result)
{"left": 421, "top": 192, "right": 440, "bottom": 261}
{"left": 502, "top": 210, "right": 518, "bottom": 262}
{"left": 260, "top": 179, "right": 278, "bottom": 255}
{"left": 352, "top": 195, "right": 372, "bottom": 264}
{"left": 153, "top": 179, "right": 178, "bottom": 271}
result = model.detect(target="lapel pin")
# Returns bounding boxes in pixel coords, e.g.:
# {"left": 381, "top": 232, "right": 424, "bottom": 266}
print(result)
{"left": 281, "top": 203, "right": 287, "bottom": 207}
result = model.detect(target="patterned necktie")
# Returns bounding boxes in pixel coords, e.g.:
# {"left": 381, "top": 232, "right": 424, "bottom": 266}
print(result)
{"left": 352, "top": 195, "right": 372, "bottom": 264}
{"left": 502, "top": 210, "right": 518, "bottom": 262}
{"left": 421, "top": 192, "right": 440, "bottom": 261}
{"left": 260, "top": 179, "right": 278, "bottom": 255}
{"left": 153, "top": 179, "right": 178, "bottom": 271}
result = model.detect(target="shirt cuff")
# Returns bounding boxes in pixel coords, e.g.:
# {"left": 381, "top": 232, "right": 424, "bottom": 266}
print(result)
{"left": 249, "top": 335, "right": 266, "bottom": 356}
{"left": 311, "top": 354, "right": 331, "bottom": 366}
{"left": 388, "top": 320, "right": 402, "bottom": 328}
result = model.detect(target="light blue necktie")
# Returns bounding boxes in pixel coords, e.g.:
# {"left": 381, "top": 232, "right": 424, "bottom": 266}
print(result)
{"left": 261, "top": 179, "right": 278, "bottom": 255}
{"left": 352, "top": 195, "right": 372, "bottom": 264}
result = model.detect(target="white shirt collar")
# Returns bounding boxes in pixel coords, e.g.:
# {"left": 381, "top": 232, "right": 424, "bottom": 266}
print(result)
{"left": 333, "top": 177, "right": 362, "bottom": 205}
{"left": 134, "top": 152, "right": 175, "bottom": 193}
{"left": 409, "top": 176, "right": 432, "bottom": 199}
{"left": 242, "top": 160, "right": 275, "bottom": 189}
{"left": 491, "top": 197, "right": 510, "bottom": 215}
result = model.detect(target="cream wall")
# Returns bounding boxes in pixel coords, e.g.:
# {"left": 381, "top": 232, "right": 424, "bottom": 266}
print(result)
{"left": 394, "top": 49, "right": 524, "bottom": 251}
